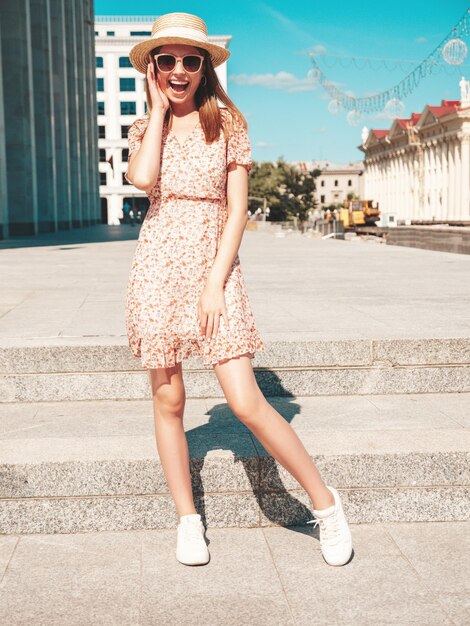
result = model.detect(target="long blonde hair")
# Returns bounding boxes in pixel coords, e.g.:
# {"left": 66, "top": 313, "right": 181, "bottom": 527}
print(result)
{"left": 144, "top": 46, "right": 247, "bottom": 142}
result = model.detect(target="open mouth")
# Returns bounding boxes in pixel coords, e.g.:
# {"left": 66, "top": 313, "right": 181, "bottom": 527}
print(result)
{"left": 169, "top": 81, "right": 189, "bottom": 94}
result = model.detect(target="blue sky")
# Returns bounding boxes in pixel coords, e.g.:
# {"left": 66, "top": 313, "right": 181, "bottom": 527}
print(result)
{"left": 95, "top": 1, "right": 470, "bottom": 163}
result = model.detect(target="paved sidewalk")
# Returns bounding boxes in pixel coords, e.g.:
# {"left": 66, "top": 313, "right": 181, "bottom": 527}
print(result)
{"left": 1, "top": 224, "right": 469, "bottom": 342}
{"left": 1, "top": 225, "right": 469, "bottom": 625}
{"left": 1, "top": 521, "right": 468, "bottom": 625}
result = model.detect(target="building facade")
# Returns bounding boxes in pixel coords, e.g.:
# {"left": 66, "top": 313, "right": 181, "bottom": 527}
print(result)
{"left": 360, "top": 77, "right": 470, "bottom": 224}
{"left": 95, "top": 16, "right": 231, "bottom": 225}
{"left": 0, "top": 0, "right": 100, "bottom": 240}
{"left": 292, "top": 160, "right": 365, "bottom": 207}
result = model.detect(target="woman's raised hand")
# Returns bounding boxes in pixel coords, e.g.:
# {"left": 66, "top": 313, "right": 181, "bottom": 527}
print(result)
{"left": 146, "top": 53, "right": 170, "bottom": 114}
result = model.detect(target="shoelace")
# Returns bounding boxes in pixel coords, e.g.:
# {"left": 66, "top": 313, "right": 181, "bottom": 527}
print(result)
{"left": 306, "top": 515, "right": 342, "bottom": 546}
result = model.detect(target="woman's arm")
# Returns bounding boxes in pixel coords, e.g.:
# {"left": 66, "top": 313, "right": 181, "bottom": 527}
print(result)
{"left": 198, "top": 112, "right": 253, "bottom": 339}
{"left": 198, "top": 163, "right": 250, "bottom": 339}
{"left": 206, "top": 162, "right": 249, "bottom": 288}
{"left": 125, "top": 109, "right": 165, "bottom": 193}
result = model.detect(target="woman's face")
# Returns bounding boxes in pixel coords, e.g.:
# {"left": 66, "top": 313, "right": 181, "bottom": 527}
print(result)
{"left": 153, "top": 44, "right": 205, "bottom": 105}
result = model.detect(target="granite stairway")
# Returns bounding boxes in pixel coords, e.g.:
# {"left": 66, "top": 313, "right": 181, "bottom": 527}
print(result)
{"left": 0, "top": 337, "right": 469, "bottom": 533}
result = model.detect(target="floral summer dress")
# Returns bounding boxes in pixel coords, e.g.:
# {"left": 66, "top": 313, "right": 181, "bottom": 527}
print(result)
{"left": 125, "top": 108, "right": 265, "bottom": 369}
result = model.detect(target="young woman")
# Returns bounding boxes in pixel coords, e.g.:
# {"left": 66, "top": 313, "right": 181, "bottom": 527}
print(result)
{"left": 126, "top": 12, "right": 353, "bottom": 567}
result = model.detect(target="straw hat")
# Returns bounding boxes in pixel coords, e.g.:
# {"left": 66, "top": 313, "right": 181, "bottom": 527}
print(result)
{"left": 129, "top": 12, "right": 230, "bottom": 74}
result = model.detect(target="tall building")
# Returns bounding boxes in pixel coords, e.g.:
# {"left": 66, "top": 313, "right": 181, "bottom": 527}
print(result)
{"left": 0, "top": 0, "right": 100, "bottom": 240}
{"left": 291, "top": 160, "right": 364, "bottom": 207}
{"left": 359, "top": 77, "right": 470, "bottom": 223}
{"left": 94, "top": 16, "right": 231, "bottom": 225}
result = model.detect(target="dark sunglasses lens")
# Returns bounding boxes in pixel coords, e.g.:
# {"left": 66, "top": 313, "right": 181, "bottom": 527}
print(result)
{"left": 157, "top": 55, "right": 176, "bottom": 71}
{"left": 183, "top": 55, "right": 202, "bottom": 72}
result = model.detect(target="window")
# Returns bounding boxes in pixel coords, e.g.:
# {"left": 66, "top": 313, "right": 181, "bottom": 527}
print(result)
{"left": 348, "top": 179, "right": 352, "bottom": 186}
{"left": 121, "top": 125, "right": 129, "bottom": 138}
{"left": 144, "top": 102, "right": 148, "bottom": 114}
{"left": 121, "top": 101, "right": 136, "bottom": 115}
{"left": 120, "top": 78, "right": 135, "bottom": 92}
{"left": 94, "top": 31, "right": 99, "bottom": 36}
{"left": 96, "top": 57, "right": 103, "bottom": 68}
{"left": 98, "top": 101, "right": 105, "bottom": 115}
{"left": 334, "top": 180, "right": 338, "bottom": 187}
{"left": 119, "top": 57, "right": 133, "bottom": 68}
{"left": 107, "top": 31, "right": 115, "bottom": 36}
{"left": 321, "top": 180, "right": 325, "bottom": 187}
{"left": 100, "top": 172, "right": 107, "bottom": 186}
{"left": 97, "top": 77, "right": 104, "bottom": 92}
{"left": 130, "top": 31, "right": 152, "bottom": 36}
{"left": 99, "top": 149, "right": 106, "bottom": 162}
{"left": 122, "top": 148, "right": 129, "bottom": 162}
{"left": 320, "top": 195, "right": 325, "bottom": 203}
{"left": 99, "top": 125, "right": 105, "bottom": 139}
{"left": 123, "top": 175, "right": 131, "bottom": 186}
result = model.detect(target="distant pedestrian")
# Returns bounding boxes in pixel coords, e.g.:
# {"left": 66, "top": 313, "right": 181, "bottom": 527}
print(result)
{"left": 122, "top": 201, "right": 131, "bottom": 224}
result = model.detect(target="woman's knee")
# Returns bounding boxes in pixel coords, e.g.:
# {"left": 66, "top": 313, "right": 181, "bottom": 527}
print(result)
{"left": 148, "top": 366, "right": 185, "bottom": 415}
{"left": 155, "top": 387, "right": 185, "bottom": 417}
{"left": 213, "top": 354, "right": 265, "bottom": 424}
{"left": 229, "top": 394, "right": 265, "bottom": 426}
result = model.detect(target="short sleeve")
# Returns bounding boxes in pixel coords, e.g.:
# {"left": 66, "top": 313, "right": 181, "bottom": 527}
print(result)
{"left": 127, "top": 117, "right": 149, "bottom": 160}
{"left": 124, "top": 117, "right": 149, "bottom": 184}
{"left": 226, "top": 114, "right": 253, "bottom": 174}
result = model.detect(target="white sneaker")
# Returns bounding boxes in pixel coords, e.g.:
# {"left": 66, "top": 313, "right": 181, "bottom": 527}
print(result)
{"left": 176, "top": 513, "right": 210, "bottom": 566}
{"left": 307, "top": 485, "right": 353, "bottom": 566}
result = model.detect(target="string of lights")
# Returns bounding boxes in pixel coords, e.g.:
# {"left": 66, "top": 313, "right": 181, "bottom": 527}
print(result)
{"left": 318, "top": 53, "right": 470, "bottom": 73}
{"left": 309, "top": 7, "right": 470, "bottom": 123}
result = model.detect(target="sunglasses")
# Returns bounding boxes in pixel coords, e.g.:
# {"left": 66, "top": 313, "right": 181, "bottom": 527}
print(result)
{"left": 153, "top": 53, "right": 204, "bottom": 74}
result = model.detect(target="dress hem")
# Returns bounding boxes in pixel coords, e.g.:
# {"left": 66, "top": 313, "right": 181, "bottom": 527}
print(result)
{"left": 128, "top": 331, "right": 265, "bottom": 369}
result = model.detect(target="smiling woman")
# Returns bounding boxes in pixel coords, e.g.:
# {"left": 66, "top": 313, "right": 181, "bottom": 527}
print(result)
{"left": 124, "top": 12, "right": 257, "bottom": 367}
{"left": 123, "top": 11, "right": 353, "bottom": 571}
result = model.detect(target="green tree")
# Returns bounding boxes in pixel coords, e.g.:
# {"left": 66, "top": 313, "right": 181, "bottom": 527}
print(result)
{"left": 248, "top": 158, "right": 319, "bottom": 225}
{"left": 248, "top": 161, "right": 286, "bottom": 220}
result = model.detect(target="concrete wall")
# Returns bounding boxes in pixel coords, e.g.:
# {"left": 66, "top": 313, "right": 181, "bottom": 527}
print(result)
{"left": 385, "top": 226, "right": 470, "bottom": 255}
{"left": 0, "top": 0, "right": 100, "bottom": 239}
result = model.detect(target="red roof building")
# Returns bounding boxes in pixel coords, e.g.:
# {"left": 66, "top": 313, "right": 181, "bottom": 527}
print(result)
{"left": 358, "top": 79, "right": 470, "bottom": 224}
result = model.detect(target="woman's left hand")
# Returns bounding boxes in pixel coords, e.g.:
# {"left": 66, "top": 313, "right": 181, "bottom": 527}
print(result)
{"left": 198, "top": 280, "right": 230, "bottom": 339}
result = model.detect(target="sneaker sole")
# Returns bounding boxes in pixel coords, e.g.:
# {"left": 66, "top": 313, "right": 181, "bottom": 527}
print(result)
{"left": 176, "top": 553, "right": 210, "bottom": 566}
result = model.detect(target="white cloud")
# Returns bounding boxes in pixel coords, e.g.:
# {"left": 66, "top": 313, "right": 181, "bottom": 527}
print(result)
{"left": 306, "top": 44, "right": 327, "bottom": 58}
{"left": 416, "top": 36, "right": 427, "bottom": 43}
{"left": 229, "top": 71, "right": 318, "bottom": 92}
{"left": 255, "top": 141, "right": 275, "bottom": 148}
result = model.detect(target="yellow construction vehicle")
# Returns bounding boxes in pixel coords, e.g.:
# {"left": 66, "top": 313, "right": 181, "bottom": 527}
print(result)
{"left": 339, "top": 200, "right": 380, "bottom": 228}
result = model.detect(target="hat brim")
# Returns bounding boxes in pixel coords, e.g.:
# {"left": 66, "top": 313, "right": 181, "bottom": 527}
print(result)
{"left": 129, "top": 37, "right": 230, "bottom": 74}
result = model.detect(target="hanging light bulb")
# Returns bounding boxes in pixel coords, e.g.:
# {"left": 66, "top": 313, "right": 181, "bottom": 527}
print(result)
{"left": 347, "top": 109, "right": 362, "bottom": 127}
{"left": 384, "top": 97, "right": 405, "bottom": 119}
{"left": 328, "top": 98, "right": 342, "bottom": 115}
{"left": 307, "top": 68, "right": 321, "bottom": 82}
{"left": 442, "top": 38, "right": 468, "bottom": 65}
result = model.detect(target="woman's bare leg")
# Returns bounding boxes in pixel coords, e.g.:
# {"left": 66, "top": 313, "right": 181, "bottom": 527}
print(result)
{"left": 148, "top": 363, "right": 197, "bottom": 518}
{"left": 213, "top": 354, "right": 335, "bottom": 510}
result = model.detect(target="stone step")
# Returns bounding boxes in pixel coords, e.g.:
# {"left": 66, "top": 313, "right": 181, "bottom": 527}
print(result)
{"left": 0, "top": 337, "right": 469, "bottom": 401}
{"left": 1, "top": 393, "right": 468, "bottom": 533}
